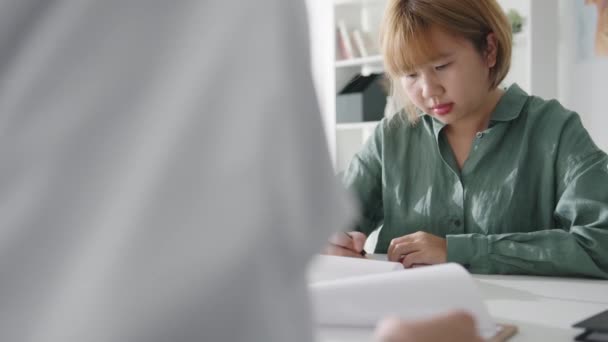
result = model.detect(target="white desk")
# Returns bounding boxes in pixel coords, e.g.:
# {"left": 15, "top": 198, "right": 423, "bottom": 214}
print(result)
{"left": 317, "top": 274, "right": 608, "bottom": 342}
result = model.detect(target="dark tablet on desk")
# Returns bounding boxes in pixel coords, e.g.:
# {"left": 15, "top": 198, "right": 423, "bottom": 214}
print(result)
{"left": 573, "top": 309, "right": 608, "bottom": 342}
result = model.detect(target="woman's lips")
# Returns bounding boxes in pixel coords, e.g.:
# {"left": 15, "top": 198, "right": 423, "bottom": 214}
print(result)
{"left": 432, "top": 103, "right": 454, "bottom": 116}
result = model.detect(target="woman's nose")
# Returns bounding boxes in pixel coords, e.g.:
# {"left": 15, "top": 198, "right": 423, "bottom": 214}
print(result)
{"left": 420, "top": 74, "right": 444, "bottom": 99}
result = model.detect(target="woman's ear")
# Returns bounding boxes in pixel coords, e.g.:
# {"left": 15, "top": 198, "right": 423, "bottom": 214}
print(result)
{"left": 485, "top": 32, "right": 498, "bottom": 68}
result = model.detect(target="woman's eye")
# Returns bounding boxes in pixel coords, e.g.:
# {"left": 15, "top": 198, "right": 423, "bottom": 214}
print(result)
{"left": 435, "top": 63, "right": 451, "bottom": 71}
{"left": 405, "top": 73, "right": 418, "bottom": 79}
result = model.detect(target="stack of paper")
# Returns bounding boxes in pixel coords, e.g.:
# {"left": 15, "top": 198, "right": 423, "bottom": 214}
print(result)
{"left": 308, "top": 255, "right": 515, "bottom": 341}
{"left": 308, "top": 255, "right": 403, "bottom": 284}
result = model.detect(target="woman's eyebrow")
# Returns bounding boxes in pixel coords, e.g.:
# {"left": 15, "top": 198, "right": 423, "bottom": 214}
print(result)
{"left": 430, "top": 52, "right": 454, "bottom": 62}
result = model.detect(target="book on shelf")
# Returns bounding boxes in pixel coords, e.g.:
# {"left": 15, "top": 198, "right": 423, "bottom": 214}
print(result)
{"left": 337, "top": 20, "right": 356, "bottom": 60}
{"left": 336, "top": 26, "right": 380, "bottom": 61}
{"left": 352, "top": 29, "right": 368, "bottom": 57}
{"left": 336, "top": 29, "right": 350, "bottom": 61}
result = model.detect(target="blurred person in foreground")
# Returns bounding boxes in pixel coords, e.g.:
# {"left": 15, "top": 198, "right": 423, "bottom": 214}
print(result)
{"left": 0, "top": 1, "right": 480, "bottom": 341}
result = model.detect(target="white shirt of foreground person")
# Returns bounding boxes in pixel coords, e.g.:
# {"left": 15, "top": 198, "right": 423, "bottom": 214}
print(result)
{"left": 0, "top": 1, "right": 355, "bottom": 341}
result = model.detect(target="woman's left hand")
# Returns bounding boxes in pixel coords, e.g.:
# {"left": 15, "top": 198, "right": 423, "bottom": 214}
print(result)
{"left": 387, "top": 231, "right": 447, "bottom": 267}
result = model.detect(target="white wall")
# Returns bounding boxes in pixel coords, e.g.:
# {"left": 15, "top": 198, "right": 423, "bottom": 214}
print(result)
{"left": 502, "top": 0, "right": 607, "bottom": 152}
{"left": 528, "top": 0, "right": 558, "bottom": 100}
{"left": 498, "top": 0, "right": 559, "bottom": 100}
{"left": 498, "top": 0, "right": 532, "bottom": 93}
{"left": 558, "top": 0, "right": 608, "bottom": 152}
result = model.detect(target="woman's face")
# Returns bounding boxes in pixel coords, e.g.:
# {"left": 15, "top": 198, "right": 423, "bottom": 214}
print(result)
{"left": 401, "top": 26, "right": 498, "bottom": 126}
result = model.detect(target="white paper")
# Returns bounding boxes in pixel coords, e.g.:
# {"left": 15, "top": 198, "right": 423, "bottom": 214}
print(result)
{"left": 308, "top": 255, "right": 403, "bottom": 284}
{"left": 309, "top": 262, "right": 497, "bottom": 339}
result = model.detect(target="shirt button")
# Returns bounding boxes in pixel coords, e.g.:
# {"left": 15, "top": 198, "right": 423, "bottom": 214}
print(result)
{"left": 476, "top": 132, "right": 484, "bottom": 139}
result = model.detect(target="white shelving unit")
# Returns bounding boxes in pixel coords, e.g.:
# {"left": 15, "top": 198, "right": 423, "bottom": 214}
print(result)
{"left": 335, "top": 55, "right": 383, "bottom": 68}
{"left": 336, "top": 121, "right": 379, "bottom": 130}
{"left": 308, "top": 0, "right": 388, "bottom": 172}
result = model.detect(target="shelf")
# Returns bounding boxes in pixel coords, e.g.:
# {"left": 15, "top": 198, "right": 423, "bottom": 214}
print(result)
{"left": 336, "top": 121, "right": 380, "bottom": 130}
{"left": 333, "top": 0, "right": 385, "bottom": 6}
{"left": 335, "top": 55, "right": 383, "bottom": 68}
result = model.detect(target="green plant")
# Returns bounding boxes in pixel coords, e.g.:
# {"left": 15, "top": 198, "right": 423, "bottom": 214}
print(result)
{"left": 507, "top": 9, "right": 524, "bottom": 34}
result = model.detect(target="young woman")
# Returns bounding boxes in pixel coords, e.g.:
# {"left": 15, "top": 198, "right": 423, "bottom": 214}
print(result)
{"left": 326, "top": 0, "right": 608, "bottom": 278}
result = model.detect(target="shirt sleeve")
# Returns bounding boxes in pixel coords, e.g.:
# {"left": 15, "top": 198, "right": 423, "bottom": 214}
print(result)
{"left": 341, "top": 120, "right": 386, "bottom": 236}
{"left": 447, "top": 114, "right": 608, "bottom": 278}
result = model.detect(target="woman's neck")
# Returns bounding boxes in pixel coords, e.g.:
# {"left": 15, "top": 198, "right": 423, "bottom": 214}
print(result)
{"left": 445, "top": 88, "right": 504, "bottom": 138}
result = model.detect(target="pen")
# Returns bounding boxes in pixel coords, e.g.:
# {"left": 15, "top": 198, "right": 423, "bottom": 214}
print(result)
{"left": 342, "top": 231, "right": 367, "bottom": 257}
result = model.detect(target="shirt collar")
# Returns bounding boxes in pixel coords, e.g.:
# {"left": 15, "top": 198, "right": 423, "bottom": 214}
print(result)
{"left": 490, "top": 83, "right": 528, "bottom": 122}
{"left": 421, "top": 83, "right": 529, "bottom": 137}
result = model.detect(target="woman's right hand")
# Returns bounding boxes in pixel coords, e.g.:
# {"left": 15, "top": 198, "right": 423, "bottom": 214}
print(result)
{"left": 323, "top": 231, "right": 367, "bottom": 258}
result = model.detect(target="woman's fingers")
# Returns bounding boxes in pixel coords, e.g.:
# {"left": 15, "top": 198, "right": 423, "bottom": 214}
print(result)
{"left": 328, "top": 232, "right": 356, "bottom": 249}
{"left": 327, "top": 231, "right": 367, "bottom": 256}
{"left": 387, "top": 233, "right": 418, "bottom": 257}
{"left": 388, "top": 241, "right": 418, "bottom": 262}
{"left": 348, "top": 231, "right": 367, "bottom": 253}
{"left": 400, "top": 251, "right": 425, "bottom": 268}
{"left": 323, "top": 243, "right": 365, "bottom": 258}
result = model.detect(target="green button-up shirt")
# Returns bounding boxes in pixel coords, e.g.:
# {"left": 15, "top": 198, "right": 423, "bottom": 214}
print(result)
{"left": 343, "top": 84, "right": 608, "bottom": 278}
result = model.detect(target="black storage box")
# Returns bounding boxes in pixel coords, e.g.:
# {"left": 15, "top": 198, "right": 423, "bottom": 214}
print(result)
{"left": 336, "top": 73, "right": 387, "bottom": 123}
